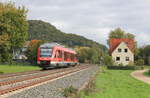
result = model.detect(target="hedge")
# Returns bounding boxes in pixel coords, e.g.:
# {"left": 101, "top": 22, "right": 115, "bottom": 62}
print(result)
{"left": 107, "top": 66, "right": 144, "bottom": 70}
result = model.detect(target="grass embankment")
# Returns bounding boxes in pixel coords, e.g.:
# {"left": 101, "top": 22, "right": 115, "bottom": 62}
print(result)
{"left": 0, "top": 65, "right": 41, "bottom": 74}
{"left": 81, "top": 67, "right": 150, "bottom": 98}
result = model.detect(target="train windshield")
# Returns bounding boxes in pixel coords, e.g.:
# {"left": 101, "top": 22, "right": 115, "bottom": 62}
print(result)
{"left": 40, "top": 48, "right": 52, "bottom": 57}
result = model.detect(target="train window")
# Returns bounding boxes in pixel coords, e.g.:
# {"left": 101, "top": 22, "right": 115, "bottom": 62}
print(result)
{"left": 64, "top": 52, "right": 67, "bottom": 60}
{"left": 71, "top": 54, "right": 74, "bottom": 60}
{"left": 64, "top": 52, "right": 69, "bottom": 61}
{"left": 54, "top": 51, "right": 58, "bottom": 58}
{"left": 40, "top": 48, "right": 52, "bottom": 57}
{"left": 54, "top": 50, "right": 63, "bottom": 58}
{"left": 58, "top": 50, "right": 63, "bottom": 58}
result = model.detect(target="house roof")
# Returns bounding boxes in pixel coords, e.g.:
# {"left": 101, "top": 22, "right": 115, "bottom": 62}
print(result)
{"left": 109, "top": 38, "right": 135, "bottom": 54}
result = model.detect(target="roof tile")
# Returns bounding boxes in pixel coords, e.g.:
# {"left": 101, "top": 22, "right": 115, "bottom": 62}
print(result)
{"left": 109, "top": 38, "right": 135, "bottom": 54}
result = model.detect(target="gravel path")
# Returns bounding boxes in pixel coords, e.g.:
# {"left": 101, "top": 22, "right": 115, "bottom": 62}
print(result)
{"left": 131, "top": 69, "right": 150, "bottom": 85}
{"left": 5, "top": 65, "right": 99, "bottom": 98}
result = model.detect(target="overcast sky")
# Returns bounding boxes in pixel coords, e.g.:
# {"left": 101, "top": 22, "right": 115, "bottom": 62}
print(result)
{"left": 2, "top": 0, "right": 150, "bottom": 47}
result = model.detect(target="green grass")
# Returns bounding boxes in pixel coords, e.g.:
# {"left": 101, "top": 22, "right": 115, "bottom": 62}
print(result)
{"left": 81, "top": 68, "right": 150, "bottom": 98}
{"left": 0, "top": 65, "right": 41, "bottom": 74}
{"left": 143, "top": 71, "right": 150, "bottom": 77}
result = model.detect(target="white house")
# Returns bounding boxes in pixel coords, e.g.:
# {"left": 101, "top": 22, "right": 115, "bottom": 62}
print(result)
{"left": 111, "top": 42, "right": 134, "bottom": 65}
{"left": 109, "top": 38, "right": 135, "bottom": 66}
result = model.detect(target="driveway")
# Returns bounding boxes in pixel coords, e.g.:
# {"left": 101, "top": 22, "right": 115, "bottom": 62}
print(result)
{"left": 131, "top": 69, "right": 150, "bottom": 85}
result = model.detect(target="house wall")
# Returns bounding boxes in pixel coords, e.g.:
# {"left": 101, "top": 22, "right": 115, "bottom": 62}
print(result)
{"left": 112, "top": 42, "right": 134, "bottom": 66}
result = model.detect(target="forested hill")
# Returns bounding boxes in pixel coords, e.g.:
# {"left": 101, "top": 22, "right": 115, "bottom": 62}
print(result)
{"left": 28, "top": 20, "right": 107, "bottom": 51}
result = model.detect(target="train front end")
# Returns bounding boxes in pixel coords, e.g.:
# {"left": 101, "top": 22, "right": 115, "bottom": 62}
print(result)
{"left": 37, "top": 43, "right": 54, "bottom": 69}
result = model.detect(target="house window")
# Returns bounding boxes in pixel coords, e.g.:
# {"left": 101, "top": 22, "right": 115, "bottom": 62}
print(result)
{"left": 125, "top": 49, "right": 128, "bottom": 52}
{"left": 126, "top": 57, "right": 129, "bottom": 61}
{"left": 118, "top": 48, "right": 122, "bottom": 52}
{"left": 116, "top": 57, "right": 120, "bottom": 61}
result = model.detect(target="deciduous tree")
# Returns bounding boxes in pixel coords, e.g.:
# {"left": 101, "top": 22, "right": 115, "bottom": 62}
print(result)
{"left": 107, "top": 28, "right": 135, "bottom": 45}
{"left": 0, "top": 2, "right": 28, "bottom": 63}
{"left": 137, "top": 45, "right": 150, "bottom": 65}
{"left": 76, "top": 47, "right": 102, "bottom": 64}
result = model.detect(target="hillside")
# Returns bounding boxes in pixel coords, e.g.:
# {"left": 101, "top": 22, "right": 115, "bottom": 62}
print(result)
{"left": 28, "top": 20, "right": 107, "bottom": 51}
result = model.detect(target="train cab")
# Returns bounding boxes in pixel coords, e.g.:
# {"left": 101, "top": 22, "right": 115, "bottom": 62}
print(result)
{"left": 37, "top": 43, "right": 78, "bottom": 69}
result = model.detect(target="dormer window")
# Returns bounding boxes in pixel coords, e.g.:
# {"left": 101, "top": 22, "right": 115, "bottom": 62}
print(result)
{"left": 125, "top": 49, "right": 128, "bottom": 52}
{"left": 118, "top": 48, "right": 122, "bottom": 52}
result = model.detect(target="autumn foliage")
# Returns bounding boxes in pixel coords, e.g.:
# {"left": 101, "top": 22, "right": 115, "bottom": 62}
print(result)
{"left": 26, "top": 40, "right": 44, "bottom": 64}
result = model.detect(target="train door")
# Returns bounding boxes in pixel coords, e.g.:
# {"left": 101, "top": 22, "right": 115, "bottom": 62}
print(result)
{"left": 58, "top": 50, "right": 63, "bottom": 62}
{"left": 54, "top": 50, "right": 64, "bottom": 66}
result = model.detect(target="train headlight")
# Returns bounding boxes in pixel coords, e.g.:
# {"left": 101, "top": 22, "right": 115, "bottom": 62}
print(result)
{"left": 37, "top": 61, "right": 40, "bottom": 64}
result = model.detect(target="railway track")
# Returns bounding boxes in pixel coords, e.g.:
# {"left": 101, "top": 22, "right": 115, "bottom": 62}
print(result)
{"left": 0, "top": 65, "right": 90, "bottom": 96}
{"left": 0, "top": 70, "right": 41, "bottom": 79}
{"left": 0, "top": 68, "right": 69, "bottom": 83}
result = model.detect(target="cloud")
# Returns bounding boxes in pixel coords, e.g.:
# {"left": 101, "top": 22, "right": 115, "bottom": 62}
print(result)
{"left": 2, "top": 0, "right": 150, "bottom": 47}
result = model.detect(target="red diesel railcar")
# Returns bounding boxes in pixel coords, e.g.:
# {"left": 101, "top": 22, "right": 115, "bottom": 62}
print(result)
{"left": 37, "top": 43, "right": 78, "bottom": 69}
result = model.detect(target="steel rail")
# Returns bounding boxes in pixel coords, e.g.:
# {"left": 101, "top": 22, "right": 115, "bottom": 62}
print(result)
{"left": 0, "top": 65, "right": 90, "bottom": 95}
{"left": 0, "top": 66, "right": 79, "bottom": 86}
{"left": 0, "top": 70, "right": 41, "bottom": 79}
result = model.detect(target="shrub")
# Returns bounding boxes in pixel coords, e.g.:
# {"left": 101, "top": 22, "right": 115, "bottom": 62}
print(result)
{"left": 84, "top": 76, "right": 96, "bottom": 95}
{"left": 63, "top": 86, "right": 78, "bottom": 98}
{"left": 103, "top": 55, "right": 114, "bottom": 66}
{"left": 107, "top": 66, "right": 144, "bottom": 70}
{"left": 135, "top": 59, "right": 144, "bottom": 66}
{"left": 0, "top": 55, "right": 2, "bottom": 63}
{"left": 0, "top": 72, "right": 4, "bottom": 74}
{"left": 118, "top": 63, "right": 124, "bottom": 66}
{"left": 128, "top": 61, "right": 134, "bottom": 66}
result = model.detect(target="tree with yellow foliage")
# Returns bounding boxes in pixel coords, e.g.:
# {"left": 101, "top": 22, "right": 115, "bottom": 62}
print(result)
{"left": 0, "top": 2, "right": 28, "bottom": 63}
